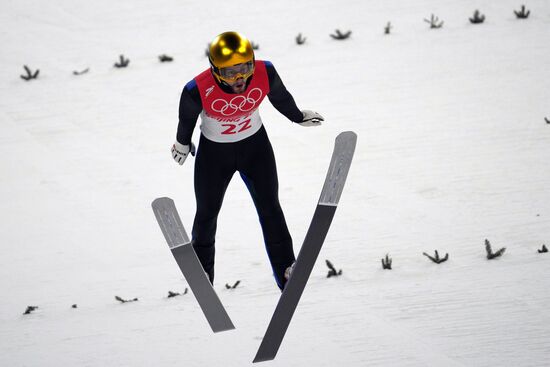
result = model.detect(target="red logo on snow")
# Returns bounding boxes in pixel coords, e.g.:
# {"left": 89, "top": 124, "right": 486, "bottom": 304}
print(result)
{"left": 211, "top": 88, "right": 263, "bottom": 116}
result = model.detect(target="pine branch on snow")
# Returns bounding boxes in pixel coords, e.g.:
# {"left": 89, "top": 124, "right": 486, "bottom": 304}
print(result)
{"left": 514, "top": 5, "right": 530, "bottom": 19}
{"left": 485, "top": 239, "right": 506, "bottom": 260}
{"left": 20, "top": 65, "right": 39, "bottom": 81}
{"left": 23, "top": 306, "right": 39, "bottom": 315}
{"left": 115, "top": 296, "right": 138, "bottom": 303}
{"left": 295, "top": 33, "right": 306, "bottom": 45}
{"left": 423, "top": 250, "right": 449, "bottom": 264}
{"left": 326, "top": 259, "right": 343, "bottom": 278}
{"left": 381, "top": 254, "right": 392, "bottom": 270}
{"left": 167, "top": 289, "right": 188, "bottom": 298}
{"left": 330, "top": 29, "right": 352, "bottom": 40}
{"left": 158, "top": 54, "right": 174, "bottom": 62}
{"left": 384, "top": 22, "right": 392, "bottom": 34}
{"left": 73, "top": 68, "right": 90, "bottom": 76}
{"left": 424, "top": 14, "right": 444, "bottom": 29}
{"left": 114, "top": 55, "right": 130, "bottom": 68}
{"left": 225, "top": 280, "right": 241, "bottom": 289}
{"left": 469, "top": 10, "right": 486, "bottom": 24}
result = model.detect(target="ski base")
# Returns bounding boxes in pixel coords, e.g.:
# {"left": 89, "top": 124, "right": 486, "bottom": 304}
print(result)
{"left": 254, "top": 204, "right": 336, "bottom": 362}
{"left": 152, "top": 197, "right": 235, "bottom": 333}
{"left": 253, "top": 131, "right": 357, "bottom": 363}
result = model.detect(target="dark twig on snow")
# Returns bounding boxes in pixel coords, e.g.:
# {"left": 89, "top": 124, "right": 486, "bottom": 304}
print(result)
{"left": 514, "top": 5, "right": 530, "bottom": 19}
{"left": 295, "top": 33, "right": 306, "bottom": 45}
{"left": 469, "top": 10, "right": 486, "bottom": 24}
{"left": 167, "top": 289, "right": 188, "bottom": 298}
{"left": 381, "top": 254, "right": 392, "bottom": 270}
{"left": 20, "top": 65, "right": 40, "bottom": 81}
{"left": 73, "top": 68, "right": 90, "bottom": 76}
{"left": 23, "top": 306, "right": 39, "bottom": 315}
{"left": 424, "top": 14, "right": 444, "bottom": 29}
{"left": 330, "top": 29, "right": 352, "bottom": 40}
{"left": 538, "top": 244, "right": 548, "bottom": 254}
{"left": 423, "top": 250, "right": 449, "bottom": 264}
{"left": 158, "top": 54, "right": 174, "bottom": 62}
{"left": 384, "top": 22, "right": 392, "bottom": 34}
{"left": 545, "top": 117, "right": 549, "bottom": 124}
{"left": 225, "top": 280, "right": 241, "bottom": 289}
{"left": 114, "top": 55, "right": 130, "bottom": 68}
{"left": 115, "top": 295, "right": 138, "bottom": 303}
{"left": 71, "top": 304, "right": 78, "bottom": 309}
{"left": 485, "top": 239, "right": 506, "bottom": 260}
{"left": 326, "top": 259, "right": 343, "bottom": 278}
{"left": 251, "top": 41, "right": 259, "bottom": 50}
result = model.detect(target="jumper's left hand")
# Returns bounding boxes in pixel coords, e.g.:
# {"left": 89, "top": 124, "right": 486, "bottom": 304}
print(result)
{"left": 298, "top": 110, "right": 324, "bottom": 127}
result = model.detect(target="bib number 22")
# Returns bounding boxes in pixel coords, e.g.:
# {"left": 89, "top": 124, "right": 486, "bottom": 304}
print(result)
{"left": 221, "top": 119, "right": 252, "bottom": 135}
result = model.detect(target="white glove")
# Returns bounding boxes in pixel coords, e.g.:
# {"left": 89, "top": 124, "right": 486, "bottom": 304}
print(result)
{"left": 171, "top": 141, "right": 195, "bottom": 165}
{"left": 298, "top": 110, "right": 324, "bottom": 127}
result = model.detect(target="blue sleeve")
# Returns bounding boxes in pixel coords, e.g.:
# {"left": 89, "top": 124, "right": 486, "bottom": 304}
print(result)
{"left": 264, "top": 62, "right": 303, "bottom": 123}
{"left": 185, "top": 79, "right": 197, "bottom": 91}
{"left": 177, "top": 79, "right": 202, "bottom": 144}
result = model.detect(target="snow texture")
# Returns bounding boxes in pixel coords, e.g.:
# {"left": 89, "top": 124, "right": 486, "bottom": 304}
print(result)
{"left": 1, "top": 0, "right": 549, "bottom": 366}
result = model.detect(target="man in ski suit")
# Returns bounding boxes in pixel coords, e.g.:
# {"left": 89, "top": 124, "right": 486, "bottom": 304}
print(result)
{"left": 172, "top": 31, "right": 324, "bottom": 290}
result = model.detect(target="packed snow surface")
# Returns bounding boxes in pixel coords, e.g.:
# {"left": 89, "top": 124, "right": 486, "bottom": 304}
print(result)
{"left": 1, "top": 0, "right": 549, "bottom": 366}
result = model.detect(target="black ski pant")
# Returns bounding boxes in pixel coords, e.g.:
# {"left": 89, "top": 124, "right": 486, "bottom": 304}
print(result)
{"left": 191, "top": 126, "right": 295, "bottom": 289}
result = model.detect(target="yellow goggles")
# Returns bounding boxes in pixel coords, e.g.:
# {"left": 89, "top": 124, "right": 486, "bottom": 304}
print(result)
{"left": 217, "top": 61, "right": 254, "bottom": 83}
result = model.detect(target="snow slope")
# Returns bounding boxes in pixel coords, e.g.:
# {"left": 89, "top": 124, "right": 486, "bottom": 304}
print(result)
{"left": 1, "top": 0, "right": 549, "bottom": 366}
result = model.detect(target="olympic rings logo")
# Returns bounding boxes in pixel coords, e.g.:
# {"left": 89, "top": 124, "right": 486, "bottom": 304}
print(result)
{"left": 211, "top": 88, "right": 263, "bottom": 116}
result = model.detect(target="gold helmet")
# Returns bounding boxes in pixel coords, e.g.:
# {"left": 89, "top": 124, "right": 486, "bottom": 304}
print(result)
{"left": 208, "top": 31, "right": 255, "bottom": 84}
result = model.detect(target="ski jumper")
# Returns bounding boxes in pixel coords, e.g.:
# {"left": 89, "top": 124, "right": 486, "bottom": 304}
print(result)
{"left": 177, "top": 60, "right": 303, "bottom": 289}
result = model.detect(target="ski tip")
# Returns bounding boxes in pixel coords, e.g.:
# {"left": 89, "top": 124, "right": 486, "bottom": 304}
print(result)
{"left": 336, "top": 130, "right": 357, "bottom": 142}
{"left": 152, "top": 197, "right": 174, "bottom": 208}
{"left": 335, "top": 131, "right": 358, "bottom": 153}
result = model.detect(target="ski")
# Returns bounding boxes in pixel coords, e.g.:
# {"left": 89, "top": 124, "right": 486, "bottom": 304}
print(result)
{"left": 253, "top": 131, "right": 357, "bottom": 363}
{"left": 151, "top": 197, "right": 235, "bottom": 333}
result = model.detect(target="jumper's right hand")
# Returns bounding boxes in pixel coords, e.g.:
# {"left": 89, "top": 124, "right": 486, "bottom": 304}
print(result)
{"left": 171, "top": 141, "right": 195, "bottom": 165}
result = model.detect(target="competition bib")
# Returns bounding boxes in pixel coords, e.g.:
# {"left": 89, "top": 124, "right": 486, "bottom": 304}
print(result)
{"left": 194, "top": 60, "right": 271, "bottom": 143}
